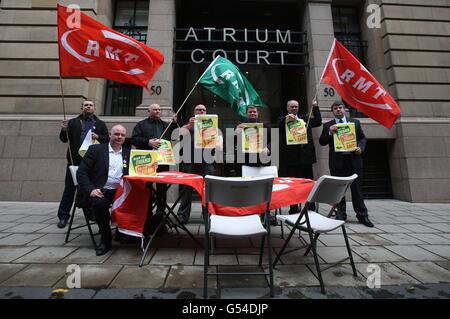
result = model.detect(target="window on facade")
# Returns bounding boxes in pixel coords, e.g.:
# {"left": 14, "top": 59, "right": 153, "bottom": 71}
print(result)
{"left": 331, "top": 6, "right": 368, "bottom": 117}
{"left": 104, "top": 0, "right": 149, "bottom": 116}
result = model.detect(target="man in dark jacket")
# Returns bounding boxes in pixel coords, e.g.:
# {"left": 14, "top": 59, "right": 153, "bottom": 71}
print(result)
{"left": 57, "top": 100, "right": 108, "bottom": 228}
{"left": 319, "top": 101, "right": 374, "bottom": 227}
{"left": 77, "top": 125, "right": 130, "bottom": 256}
{"left": 131, "top": 104, "right": 177, "bottom": 227}
{"left": 234, "top": 105, "right": 271, "bottom": 173}
{"left": 177, "top": 104, "right": 220, "bottom": 224}
{"left": 278, "top": 99, "right": 322, "bottom": 214}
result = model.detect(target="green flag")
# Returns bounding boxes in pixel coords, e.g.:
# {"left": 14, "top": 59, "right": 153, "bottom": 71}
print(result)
{"left": 198, "top": 56, "right": 266, "bottom": 120}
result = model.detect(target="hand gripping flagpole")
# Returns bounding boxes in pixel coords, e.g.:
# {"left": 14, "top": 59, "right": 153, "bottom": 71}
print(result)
{"left": 158, "top": 55, "right": 221, "bottom": 140}
{"left": 305, "top": 38, "right": 336, "bottom": 130}
{"left": 59, "top": 76, "right": 74, "bottom": 166}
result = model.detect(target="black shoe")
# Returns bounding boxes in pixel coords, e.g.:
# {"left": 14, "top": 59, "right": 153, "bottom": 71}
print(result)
{"left": 357, "top": 216, "right": 374, "bottom": 227}
{"left": 95, "top": 243, "right": 112, "bottom": 256}
{"left": 335, "top": 212, "right": 347, "bottom": 221}
{"left": 57, "top": 218, "right": 68, "bottom": 229}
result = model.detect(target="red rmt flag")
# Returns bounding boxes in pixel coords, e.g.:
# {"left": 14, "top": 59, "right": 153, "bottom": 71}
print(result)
{"left": 57, "top": 4, "right": 164, "bottom": 91}
{"left": 321, "top": 39, "right": 401, "bottom": 128}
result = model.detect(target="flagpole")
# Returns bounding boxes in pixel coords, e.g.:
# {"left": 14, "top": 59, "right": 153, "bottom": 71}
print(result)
{"left": 60, "top": 76, "right": 74, "bottom": 165}
{"left": 158, "top": 55, "right": 222, "bottom": 140}
{"left": 306, "top": 38, "right": 336, "bottom": 130}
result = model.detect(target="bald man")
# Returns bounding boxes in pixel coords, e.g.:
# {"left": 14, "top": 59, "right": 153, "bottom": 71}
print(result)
{"left": 131, "top": 104, "right": 177, "bottom": 232}
{"left": 77, "top": 125, "right": 131, "bottom": 256}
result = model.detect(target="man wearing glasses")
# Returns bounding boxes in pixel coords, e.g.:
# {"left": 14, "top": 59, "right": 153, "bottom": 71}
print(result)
{"left": 57, "top": 100, "right": 108, "bottom": 228}
{"left": 177, "top": 104, "right": 221, "bottom": 225}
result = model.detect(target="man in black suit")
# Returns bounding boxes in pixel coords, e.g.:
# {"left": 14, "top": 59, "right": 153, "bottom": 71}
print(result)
{"left": 319, "top": 101, "right": 374, "bottom": 227}
{"left": 77, "top": 125, "right": 130, "bottom": 256}
{"left": 57, "top": 99, "right": 108, "bottom": 228}
{"left": 278, "top": 99, "right": 322, "bottom": 214}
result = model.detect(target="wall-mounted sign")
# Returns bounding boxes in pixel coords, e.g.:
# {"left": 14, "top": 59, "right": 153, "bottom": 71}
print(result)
{"left": 174, "top": 27, "right": 308, "bottom": 67}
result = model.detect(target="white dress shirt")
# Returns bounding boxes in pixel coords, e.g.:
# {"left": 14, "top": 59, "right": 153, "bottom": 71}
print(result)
{"left": 104, "top": 144, "right": 123, "bottom": 190}
{"left": 335, "top": 116, "right": 347, "bottom": 124}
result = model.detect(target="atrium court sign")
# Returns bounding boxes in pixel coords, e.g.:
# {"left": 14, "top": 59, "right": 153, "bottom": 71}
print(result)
{"left": 174, "top": 27, "right": 307, "bottom": 67}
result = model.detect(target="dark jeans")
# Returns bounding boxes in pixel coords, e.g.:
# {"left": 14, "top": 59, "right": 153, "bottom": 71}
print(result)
{"left": 177, "top": 163, "right": 215, "bottom": 220}
{"left": 57, "top": 164, "right": 75, "bottom": 220}
{"left": 280, "top": 164, "right": 315, "bottom": 212}
{"left": 91, "top": 188, "right": 117, "bottom": 245}
{"left": 330, "top": 157, "right": 368, "bottom": 217}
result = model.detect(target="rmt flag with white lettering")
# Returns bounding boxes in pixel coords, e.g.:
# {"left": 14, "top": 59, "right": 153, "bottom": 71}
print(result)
{"left": 198, "top": 56, "right": 266, "bottom": 120}
{"left": 321, "top": 39, "right": 400, "bottom": 128}
{"left": 57, "top": 4, "right": 164, "bottom": 91}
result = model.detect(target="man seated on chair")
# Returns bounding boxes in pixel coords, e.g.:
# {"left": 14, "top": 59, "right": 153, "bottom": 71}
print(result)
{"left": 77, "top": 125, "right": 130, "bottom": 256}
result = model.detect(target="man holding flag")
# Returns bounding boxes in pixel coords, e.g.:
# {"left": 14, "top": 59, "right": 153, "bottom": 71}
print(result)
{"left": 314, "top": 38, "right": 403, "bottom": 227}
{"left": 319, "top": 101, "right": 373, "bottom": 227}
{"left": 57, "top": 100, "right": 108, "bottom": 228}
{"left": 131, "top": 104, "right": 177, "bottom": 235}
{"left": 56, "top": 3, "right": 165, "bottom": 229}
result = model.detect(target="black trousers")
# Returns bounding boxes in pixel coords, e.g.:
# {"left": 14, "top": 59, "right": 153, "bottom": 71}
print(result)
{"left": 150, "top": 165, "right": 170, "bottom": 213}
{"left": 178, "top": 163, "right": 215, "bottom": 220}
{"left": 330, "top": 157, "right": 368, "bottom": 217}
{"left": 58, "top": 164, "right": 91, "bottom": 220}
{"left": 91, "top": 188, "right": 116, "bottom": 245}
{"left": 57, "top": 164, "right": 75, "bottom": 220}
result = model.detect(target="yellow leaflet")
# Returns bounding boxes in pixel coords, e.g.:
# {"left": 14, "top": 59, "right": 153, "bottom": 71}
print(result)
{"left": 285, "top": 118, "right": 307, "bottom": 145}
{"left": 241, "top": 123, "right": 264, "bottom": 153}
{"left": 158, "top": 139, "right": 176, "bottom": 166}
{"left": 129, "top": 149, "right": 159, "bottom": 176}
{"left": 194, "top": 114, "right": 219, "bottom": 149}
{"left": 333, "top": 123, "right": 357, "bottom": 152}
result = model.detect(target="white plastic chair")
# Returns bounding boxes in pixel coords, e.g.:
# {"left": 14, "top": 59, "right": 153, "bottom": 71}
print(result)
{"left": 242, "top": 165, "right": 278, "bottom": 178}
{"left": 203, "top": 175, "right": 275, "bottom": 298}
{"left": 241, "top": 165, "right": 281, "bottom": 227}
{"left": 273, "top": 174, "right": 358, "bottom": 294}
{"left": 64, "top": 165, "right": 98, "bottom": 248}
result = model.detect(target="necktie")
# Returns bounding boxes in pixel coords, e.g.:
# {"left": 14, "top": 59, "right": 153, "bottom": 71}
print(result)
{"left": 81, "top": 118, "right": 94, "bottom": 143}
{"left": 85, "top": 118, "right": 94, "bottom": 132}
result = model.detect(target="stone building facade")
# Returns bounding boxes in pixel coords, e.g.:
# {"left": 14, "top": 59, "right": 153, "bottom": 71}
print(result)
{"left": 0, "top": 0, "right": 449, "bottom": 202}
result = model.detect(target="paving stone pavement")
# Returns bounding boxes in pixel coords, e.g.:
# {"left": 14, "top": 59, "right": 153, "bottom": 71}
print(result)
{"left": 0, "top": 200, "right": 449, "bottom": 299}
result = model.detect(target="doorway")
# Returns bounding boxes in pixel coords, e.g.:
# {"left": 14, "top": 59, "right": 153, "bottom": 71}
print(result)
{"left": 362, "top": 139, "right": 394, "bottom": 199}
